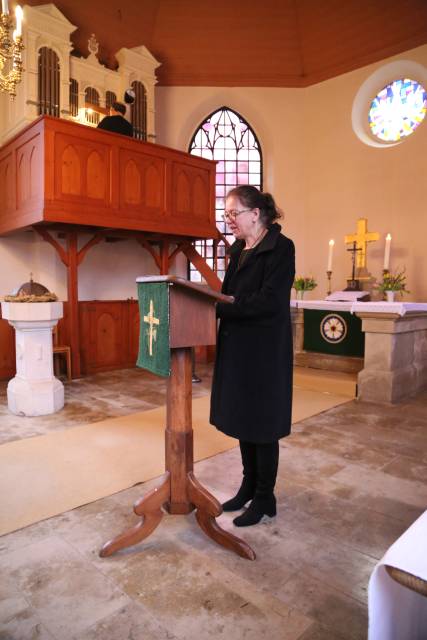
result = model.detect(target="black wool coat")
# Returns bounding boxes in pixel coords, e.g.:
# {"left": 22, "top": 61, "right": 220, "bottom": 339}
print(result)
{"left": 210, "top": 223, "right": 295, "bottom": 443}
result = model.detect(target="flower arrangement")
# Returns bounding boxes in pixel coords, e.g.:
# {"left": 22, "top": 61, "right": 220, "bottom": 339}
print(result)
{"left": 377, "top": 269, "right": 410, "bottom": 296}
{"left": 293, "top": 276, "right": 317, "bottom": 292}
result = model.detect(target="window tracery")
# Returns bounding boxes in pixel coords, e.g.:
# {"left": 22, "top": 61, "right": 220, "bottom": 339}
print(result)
{"left": 188, "top": 106, "right": 262, "bottom": 281}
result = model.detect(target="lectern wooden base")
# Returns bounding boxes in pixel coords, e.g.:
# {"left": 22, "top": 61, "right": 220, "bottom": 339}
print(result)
{"left": 100, "top": 347, "right": 256, "bottom": 561}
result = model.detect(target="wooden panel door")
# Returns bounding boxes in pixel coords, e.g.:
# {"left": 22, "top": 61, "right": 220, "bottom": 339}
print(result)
{"left": 79, "top": 301, "right": 126, "bottom": 374}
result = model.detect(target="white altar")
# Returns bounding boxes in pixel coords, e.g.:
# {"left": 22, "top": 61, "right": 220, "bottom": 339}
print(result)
{"left": 291, "top": 300, "right": 427, "bottom": 403}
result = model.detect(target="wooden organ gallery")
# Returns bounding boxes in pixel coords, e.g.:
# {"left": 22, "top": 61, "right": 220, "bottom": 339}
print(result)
{"left": 0, "top": 4, "right": 222, "bottom": 381}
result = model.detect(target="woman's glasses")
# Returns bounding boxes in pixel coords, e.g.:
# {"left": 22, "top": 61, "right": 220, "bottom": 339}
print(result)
{"left": 222, "top": 208, "right": 253, "bottom": 222}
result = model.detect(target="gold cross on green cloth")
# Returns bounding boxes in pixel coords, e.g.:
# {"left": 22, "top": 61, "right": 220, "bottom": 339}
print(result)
{"left": 143, "top": 299, "right": 160, "bottom": 356}
{"left": 137, "top": 281, "right": 170, "bottom": 378}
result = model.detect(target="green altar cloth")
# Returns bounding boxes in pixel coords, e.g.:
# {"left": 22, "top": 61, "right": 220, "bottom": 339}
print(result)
{"left": 303, "top": 309, "right": 364, "bottom": 357}
{"left": 137, "top": 282, "right": 170, "bottom": 377}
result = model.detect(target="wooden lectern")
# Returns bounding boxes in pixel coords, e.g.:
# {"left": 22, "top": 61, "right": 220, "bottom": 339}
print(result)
{"left": 100, "top": 276, "right": 255, "bottom": 560}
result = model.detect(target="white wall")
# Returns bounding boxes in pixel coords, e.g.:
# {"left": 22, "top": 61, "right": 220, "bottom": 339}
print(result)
{"left": 155, "top": 44, "right": 427, "bottom": 301}
{"left": 302, "top": 45, "right": 427, "bottom": 301}
{"left": 0, "top": 231, "right": 182, "bottom": 301}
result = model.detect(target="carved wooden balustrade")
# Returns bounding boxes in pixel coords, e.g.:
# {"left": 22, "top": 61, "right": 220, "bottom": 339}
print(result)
{"left": 0, "top": 115, "right": 218, "bottom": 238}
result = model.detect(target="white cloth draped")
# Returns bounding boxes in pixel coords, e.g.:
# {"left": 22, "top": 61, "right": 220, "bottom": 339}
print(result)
{"left": 291, "top": 300, "right": 427, "bottom": 315}
{"left": 351, "top": 301, "right": 427, "bottom": 315}
{"left": 368, "top": 511, "right": 427, "bottom": 640}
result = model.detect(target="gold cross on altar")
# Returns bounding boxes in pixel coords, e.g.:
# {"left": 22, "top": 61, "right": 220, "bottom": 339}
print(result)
{"left": 344, "top": 218, "right": 379, "bottom": 269}
{"left": 143, "top": 299, "right": 160, "bottom": 356}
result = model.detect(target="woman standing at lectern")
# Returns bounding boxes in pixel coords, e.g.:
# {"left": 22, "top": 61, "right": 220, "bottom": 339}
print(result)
{"left": 210, "top": 185, "right": 295, "bottom": 527}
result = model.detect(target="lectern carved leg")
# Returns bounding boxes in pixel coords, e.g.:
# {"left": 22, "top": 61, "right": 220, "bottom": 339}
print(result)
{"left": 100, "top": 473, "right": 170, "bottom": 557}
{"left": 187, "top": 472, "right": 256, "bottom": 560}
{"left": 100, "top": 347, "right": 256, "bottom": 561}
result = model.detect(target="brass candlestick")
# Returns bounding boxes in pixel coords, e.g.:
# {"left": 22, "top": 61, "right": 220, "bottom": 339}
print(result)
{"left": 326, "top": 270, "right": 332, "bottom": 296}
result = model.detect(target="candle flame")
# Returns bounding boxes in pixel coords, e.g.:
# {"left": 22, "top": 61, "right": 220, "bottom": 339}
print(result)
{"left": 329, "top": 239, "right": 335, "bottom": 246}
{"left": 386, "top": 233, "right": 392, "bottom": 240}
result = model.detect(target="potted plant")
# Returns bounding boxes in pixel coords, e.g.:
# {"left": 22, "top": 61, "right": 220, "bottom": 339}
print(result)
{"left": 377, "top": 269, "right": 410, "bottom": 302}
{"left": 293, "top": 275, "right": 317, "bottom": 300}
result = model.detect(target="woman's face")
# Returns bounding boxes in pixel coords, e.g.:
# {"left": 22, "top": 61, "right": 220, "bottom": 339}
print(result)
{"left": 224, "top": 195, "right": 257, "bottom": 241}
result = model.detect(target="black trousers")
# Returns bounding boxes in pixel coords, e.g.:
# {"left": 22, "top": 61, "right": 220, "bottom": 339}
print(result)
{"left": 239, "top": 440, "right": 279, "bottom": 496}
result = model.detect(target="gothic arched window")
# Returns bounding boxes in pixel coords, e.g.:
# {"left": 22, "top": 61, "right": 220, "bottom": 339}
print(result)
{"left": 131, "top": 81, "right": 147, "bottom": 140}
{"left": 85, "top": 87, "right": 100, "bottom": 126}
{"left": 38, "top": 47, "right": 60, "bottom": 117}
{"left": 188, "top": 106, "right": 263, "bottom": 281}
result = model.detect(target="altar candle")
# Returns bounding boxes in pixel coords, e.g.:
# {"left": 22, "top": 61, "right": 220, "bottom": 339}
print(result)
{"left": 1, "top": 0, "right": 9, "bottom": 15}
{"left": 327, "top": 239, "right": 334, "bottom": 271}
{"left": 15, "top": 6, "right": 23, "bottom": 37}
{"left": 384, "top": 233, "right": 392, "bottom": 270}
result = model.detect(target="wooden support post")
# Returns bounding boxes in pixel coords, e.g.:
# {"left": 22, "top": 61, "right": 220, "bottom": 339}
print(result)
{"left": 160, "top": 240, "right": 170, "bottom": 275}
{"left": 66, "top": 232, "right": 81, "bottom": 378}
{"left": 165, "top": 348, "right": 193, "bottom": 514}
{"left": 34, "top": 226, "right": 106, "bottom": 380}
{"left": 181, "top": 244, "right": 222, "bottom": 291}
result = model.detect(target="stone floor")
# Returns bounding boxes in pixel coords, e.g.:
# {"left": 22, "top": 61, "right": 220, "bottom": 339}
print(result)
{"left": 0, "top": 366, "right": 212, "bottom": 445}
{"left": 1, "top": 366, "right": 427, "bottom": 640}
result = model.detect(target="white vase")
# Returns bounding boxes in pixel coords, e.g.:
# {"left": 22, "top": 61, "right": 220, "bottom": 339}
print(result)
{"left": 385, "top": 290, "right": 395, "bottom": 303}
{"left": 296, "top": 290, "right": 305, "bottom": 300}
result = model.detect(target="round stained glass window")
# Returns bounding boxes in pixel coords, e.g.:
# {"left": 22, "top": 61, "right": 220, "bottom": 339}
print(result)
{"left": 368, "top": 78, "right": 427, "bottom": 142}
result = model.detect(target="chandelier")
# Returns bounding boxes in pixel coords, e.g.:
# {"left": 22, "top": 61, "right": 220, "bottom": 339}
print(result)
{"left": 0, "top": 1, "right": 24, "bottom": 98}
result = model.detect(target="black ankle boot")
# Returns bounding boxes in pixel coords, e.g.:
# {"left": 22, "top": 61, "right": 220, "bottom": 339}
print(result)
{"left": 233, "top": 494, "right": 276, "bottom": 527}
{"left": 233, "top": 441, "right": 279, "bottom": 526}
{"left": 222, "top": 478, "right": 255, "bottom": 512}
{"left": 223, "top": 441, "right": 257, "bottom": 512}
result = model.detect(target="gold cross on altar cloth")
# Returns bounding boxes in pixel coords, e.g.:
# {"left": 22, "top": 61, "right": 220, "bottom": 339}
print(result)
{"left": 143, "top": 299, "right": 160, "bottom": 356}
{"left": 344, "top": 218, "right": 379, "bottom": 269}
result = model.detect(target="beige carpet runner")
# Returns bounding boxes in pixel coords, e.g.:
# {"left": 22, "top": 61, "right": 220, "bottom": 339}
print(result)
{"left": 0, "top": 389, "right": 350, "bottom": 536}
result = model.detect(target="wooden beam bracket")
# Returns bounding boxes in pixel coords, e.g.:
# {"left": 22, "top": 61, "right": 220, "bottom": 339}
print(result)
{"left": 33, "top": 227, "right": 69, "bottom": 266}
{"left": 181, "top": 244, "right": 222, "bottom": 291}
{"left": 137, "top": 237, "right": 162, "bottom": 271}
{"left": 77, "top": 233, "right": 105, "bottom": 265}
{"left": 169, "top": 241, "right": 191, "bottom": 265}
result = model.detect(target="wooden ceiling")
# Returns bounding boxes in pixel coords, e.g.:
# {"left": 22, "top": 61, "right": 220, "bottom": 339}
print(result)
{"left": 23, "top": 0, "right": 427, "bottom": 86}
